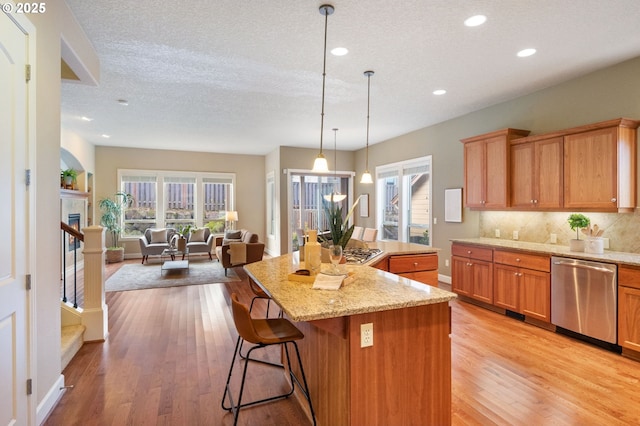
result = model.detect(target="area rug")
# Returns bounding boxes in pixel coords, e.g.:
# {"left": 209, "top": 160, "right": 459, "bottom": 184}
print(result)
{"left": 105, "top": 260, "right": 240, "bottom": 292}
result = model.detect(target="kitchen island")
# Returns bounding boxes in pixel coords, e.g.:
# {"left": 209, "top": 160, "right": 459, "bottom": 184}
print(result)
{"left": 244, "top": 246, "right": 457, "bottom": 426}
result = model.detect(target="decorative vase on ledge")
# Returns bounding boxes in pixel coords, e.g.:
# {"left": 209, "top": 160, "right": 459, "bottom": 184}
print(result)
{"left": 569, "top": 239, "right": 585, "bottom": 252}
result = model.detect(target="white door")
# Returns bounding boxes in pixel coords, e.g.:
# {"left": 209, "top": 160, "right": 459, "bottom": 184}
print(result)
{"left": 0, "top": 11, "right": 30, "bottom": 426}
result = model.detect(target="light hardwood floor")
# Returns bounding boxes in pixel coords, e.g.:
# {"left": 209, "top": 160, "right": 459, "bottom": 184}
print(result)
{"left": 45, "top": 259, "right": 640, "bottom": 425}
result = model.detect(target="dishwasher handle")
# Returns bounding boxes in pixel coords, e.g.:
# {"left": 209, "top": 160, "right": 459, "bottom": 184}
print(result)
{"left": 552, "top": 260, "right": 615, "bottom": 274}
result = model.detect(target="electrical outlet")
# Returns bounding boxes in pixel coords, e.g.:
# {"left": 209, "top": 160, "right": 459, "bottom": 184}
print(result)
{"left": 433, "top": 217, "right": 437, "bottom": 225}
{"left": 550, "top": 233, "right": 557, "bottom": 244}
{"left": 445, "top": 259, "right": 450, "bottom": 267}
{"left": 513, "top": 230, "right": 519, "bottom": 240}
{"left": 495, "top": 229, "right": 500, "bottom": 238}
{"left": 361, "top": 323, "right": 373, "bottom": 348}
{"left": 603, "top": 238, "right": 610, "bottom": 249}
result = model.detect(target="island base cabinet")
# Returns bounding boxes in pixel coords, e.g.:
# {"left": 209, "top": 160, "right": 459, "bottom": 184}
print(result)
{"left": 291, "top": 302, "right": 452, "bottom": 426}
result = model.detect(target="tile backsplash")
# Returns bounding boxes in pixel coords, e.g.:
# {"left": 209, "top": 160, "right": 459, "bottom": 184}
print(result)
{"left": 479, "top": 210, "right": 640, "bottom": 253}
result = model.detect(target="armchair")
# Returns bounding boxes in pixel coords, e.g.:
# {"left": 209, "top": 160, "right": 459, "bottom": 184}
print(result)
{"left": 139, "top": 228, "right": 178, "bottom": 264}
{"left": 215, "top": 229, "right": 265, "bottom": 276}
{"left": 186, "top": 227, "right": 214, "bottom": 260}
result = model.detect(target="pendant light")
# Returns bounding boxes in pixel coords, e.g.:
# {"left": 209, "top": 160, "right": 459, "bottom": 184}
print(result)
{"left": 312, "top": 4, "right": 335, "bottom": 173}
{"left": 360, "top": 70, "right": 375, "bottom": 183}
{"left": 323, "top": 128, "right": 347, "bottom": 202}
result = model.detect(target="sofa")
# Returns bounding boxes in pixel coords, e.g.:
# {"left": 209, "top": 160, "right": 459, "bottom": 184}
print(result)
{"left": 215, "top": 229, "right": 265, "bottom": 276}
{"left": 139, "top": 228, "right": 178, "bottom": 264}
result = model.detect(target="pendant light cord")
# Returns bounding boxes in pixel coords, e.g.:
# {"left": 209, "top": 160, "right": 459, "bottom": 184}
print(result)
{"left": 364, "top": 70, "right": 374, "bottom": 171}
{"left": 319, "top": 6, "right": 330, "bottom": 156}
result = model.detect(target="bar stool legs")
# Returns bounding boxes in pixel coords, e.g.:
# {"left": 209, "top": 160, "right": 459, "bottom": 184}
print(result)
{"left": 221, "top": 293, "right": 316, "bottom": 425}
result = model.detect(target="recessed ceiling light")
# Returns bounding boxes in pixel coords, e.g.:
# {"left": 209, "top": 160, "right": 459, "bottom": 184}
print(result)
{"left": 331, "top": 47, "right": 348, "bottom": 56}
{"left": 101, "top": 134, "right": 111, "bottom": 138}
{"left": 464, "top": 15, "right": 487, "bottom": 27}
{"left": 433, "top": 89, "right": 447, "bottom": 95}
{"left": 81, "top": 116, "right": 93, "bottom": 121}
{"left": 117, "top": 99, "right": 129, "bottom": 106}
{"left": 517, "top": 48, "right": 537, "bottom": 57}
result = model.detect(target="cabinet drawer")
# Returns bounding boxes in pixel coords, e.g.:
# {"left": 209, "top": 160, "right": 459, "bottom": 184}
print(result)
{"left": 451, "top": 244, "right": 493, "bottom": 262}
{"left": 398, "top": 270, "right": 439, "bottom": 286}
{"left": 619, "top": 265, "right": 640, "bottom": 290}
{"left": 389, "top": 254, "right": 438, "bottom": 274}
{"left": 494, "top": 250, "right": 550, "bottom": 272}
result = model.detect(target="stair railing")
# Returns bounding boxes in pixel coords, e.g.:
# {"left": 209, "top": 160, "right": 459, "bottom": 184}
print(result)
{"left": 61, "top": 222, "right": 84, "bottom": 308}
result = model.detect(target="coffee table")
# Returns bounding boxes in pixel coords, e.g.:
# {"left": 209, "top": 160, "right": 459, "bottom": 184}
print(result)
{"left": 161, "top": 248, "right": 189, "bottom": 275}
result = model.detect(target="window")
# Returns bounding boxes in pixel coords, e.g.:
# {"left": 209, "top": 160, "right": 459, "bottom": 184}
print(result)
{"left": 376, "top": 156, "right": 431, "bottom": 245}
{"left": 288, "top": 170, "right": 353, "bottom": 251}
{"left": 119, "top": 169, "right": 234, "bottom": 238}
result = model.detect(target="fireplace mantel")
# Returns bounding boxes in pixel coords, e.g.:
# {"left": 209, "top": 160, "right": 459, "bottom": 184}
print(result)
{"left": 60, "top": 189, "right": 89, "bottom": 199}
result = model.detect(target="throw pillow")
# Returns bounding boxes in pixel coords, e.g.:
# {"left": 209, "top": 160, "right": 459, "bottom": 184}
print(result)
{"left": 225, "top": 230, "right": 242, "bottom": 240}
{"left": 190, "top": 228, "right": 206, "bottom": 242}
{"left": 150, "top": 228, "right": 167, "bottom": 244}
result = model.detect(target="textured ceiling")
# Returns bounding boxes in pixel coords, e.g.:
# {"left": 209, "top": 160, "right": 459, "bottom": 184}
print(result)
{"left": 61, "top": 0, "right": 640, "bottom": 155}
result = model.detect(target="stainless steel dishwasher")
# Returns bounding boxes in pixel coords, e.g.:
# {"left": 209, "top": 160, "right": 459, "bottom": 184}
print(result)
{"left": 551, "top": 256, "right": 617, "bottom": 344}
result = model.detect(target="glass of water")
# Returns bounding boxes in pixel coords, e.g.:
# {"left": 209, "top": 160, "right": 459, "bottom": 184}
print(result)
{"left": 329, "top": 244, "right": 343, "bottom": 272}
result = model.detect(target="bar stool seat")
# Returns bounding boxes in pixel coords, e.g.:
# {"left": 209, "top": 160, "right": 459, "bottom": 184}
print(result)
{"left": 222, "top": 293, "right": 316, "bottom": 425}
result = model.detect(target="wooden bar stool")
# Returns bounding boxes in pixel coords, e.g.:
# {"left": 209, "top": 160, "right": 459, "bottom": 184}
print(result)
{"left": 222, "top": 293, "right": 316, "bottom": 426}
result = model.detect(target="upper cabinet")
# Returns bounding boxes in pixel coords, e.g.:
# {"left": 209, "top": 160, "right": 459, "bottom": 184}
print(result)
{"left": 563, "top": 119, "right": 639, "bottom": 212}
{"left": 510, "top": 136, "right": 563, "bottom": 209}
{"left": 461, "top": 128, "right": 531, "bottom": 209}
{"left": 463, "top": 118, "right": 639, "bottom": 212}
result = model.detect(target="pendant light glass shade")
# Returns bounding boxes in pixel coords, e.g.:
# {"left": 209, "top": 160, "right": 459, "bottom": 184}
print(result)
{"left": 324, "top": 128, "right": 346, "bottom": 202}
{"left": 360, "top": 70, "right": 374, "bottom": 183}
{"left": 312, "top": 4, "right": 335, "bottom": 173}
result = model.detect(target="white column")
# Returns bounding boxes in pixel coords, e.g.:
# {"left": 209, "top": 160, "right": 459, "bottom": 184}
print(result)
{"left": 81, "top": 226, "right": 108, "bottom": 341}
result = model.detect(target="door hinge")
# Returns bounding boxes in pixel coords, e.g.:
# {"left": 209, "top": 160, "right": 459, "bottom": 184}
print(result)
{"left": 25, "top": 64, "right": 31, "bottom": 83}
{"left": 26, "top": 274, "right": 31, "bottom": 290}
{"left": 25, "top": 169, "right": 31, "bottom": 187}
{"left": 26, "top": 378, "right": 32, "bottom": 395}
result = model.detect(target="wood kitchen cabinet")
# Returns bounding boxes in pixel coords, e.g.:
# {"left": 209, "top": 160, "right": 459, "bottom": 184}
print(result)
{"left": 510, "top": 136, "right": 563, "bottom": 209}
{"left": 451, "top": 244, "right": 494, "bottom": 303}
{"left": 618, "top": 265, "right": 640, "bottom": 356}
{"left": 563, "top": 118, "right": 639, "bottom": 212}
{"left": 493, "top": 249, "right": 551, "bottom": 322}
{"left": 461, "top": 128, "right": 530, "bottom": 209}
{"left": 388, "top": 253, "right": 438, "bottom": 286}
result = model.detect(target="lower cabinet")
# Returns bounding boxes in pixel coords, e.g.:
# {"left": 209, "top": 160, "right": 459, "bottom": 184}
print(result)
{"left": 451, "top": 244, "right": 494, "bottom": 304}
{"left": 493, "top": 249, "right": 551, "bottom": 322}
{"left": 388, "top": 253, "right": 439, "bottom": 286}
{"left": 618, "top": 265, "right": 640, "bottom": 353}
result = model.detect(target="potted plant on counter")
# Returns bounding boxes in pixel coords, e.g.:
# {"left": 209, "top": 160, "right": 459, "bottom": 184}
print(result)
{"left": 567, "top": 213, "right": 590, "bottom": 252}
{"left": 99, "top": 192, "right": 134, "bottom": 263}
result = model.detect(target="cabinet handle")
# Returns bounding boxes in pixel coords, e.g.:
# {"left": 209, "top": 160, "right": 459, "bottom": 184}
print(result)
{"left": 534, "top": 199, "right": 538, "bottom": 204}
{"left": 413, "top": 262, "right": 419, "bottom": 268}
{"left": 611, "top": 198, "right": 617, "bottom": 203}
{"left": 530, "top": 199, "right": 534, "bottom": 204}
{"left": 519, "top": 272, "right": 523, "bottom": 277}
{"left": 467, "top": 262, "right": 473, "bottom": 267}
{"left": 516, "top": 258, "right": 520, "bottom": 262}
{"left": 514, "top": 272, "right": 519, "bottom": 276}
{"left": 467, "top": 250, "right": 472, "bottom": 254}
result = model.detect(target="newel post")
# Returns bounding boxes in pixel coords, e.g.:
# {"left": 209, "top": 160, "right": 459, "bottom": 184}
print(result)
{"left": 81, "top": 226, "right": 108, "bottom": 341}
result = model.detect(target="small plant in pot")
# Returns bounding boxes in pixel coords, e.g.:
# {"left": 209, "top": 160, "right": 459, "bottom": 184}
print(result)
{"left": 567, "top": 213, "right": 590, "bottom": 252}
{"left": 61, "top": 168, "right": 78, "bottom": 189}
{"left": 99, "top": 192, "right": 134, "bottom": 263}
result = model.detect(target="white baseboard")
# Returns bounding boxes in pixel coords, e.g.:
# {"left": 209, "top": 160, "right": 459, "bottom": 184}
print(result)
{"left": 37, "top": 374, "right": 65, "bottom": 425}
{"left": 438, "top": 273, "right": 451, "bottom": 284}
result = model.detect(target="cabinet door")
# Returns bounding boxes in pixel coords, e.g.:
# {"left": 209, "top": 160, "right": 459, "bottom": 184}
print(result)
{"left": 451, "top": 256, "right": 473, "bottom": 297}
{"left": 564, "top": 127, "right": 617, "bottom": 209}
{"left": 464, "top": 141, "right": 485, "bottom": 207}
{"left": 510, "top": 142, "right": 535, "bottom": 208}
{"left": 493, "top": 264, "right": 519, "bottom": 311}
{"left": 471, "top": 260, "right": 493, "bottom": 304}
{"left": 484, "top": 136, "right": 509, "bottom": 208}
{"left": 534, "top": 137, "right": 563, "bottom": 209}
{"left": 520, "top": 269, "right": 550, "bottom": 322}
{"left": 618, "top": 286, "right": 640, "bottom": 352}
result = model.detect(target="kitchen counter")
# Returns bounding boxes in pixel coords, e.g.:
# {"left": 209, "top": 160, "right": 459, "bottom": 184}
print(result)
{"left": 451, "top": 237, "right": 640, "bottom": 266}
{"left": 243, "top": 244, "right": 454, "bottom": 426}
{"left": 245, "top": 250, "right": 452, "bottom": 323}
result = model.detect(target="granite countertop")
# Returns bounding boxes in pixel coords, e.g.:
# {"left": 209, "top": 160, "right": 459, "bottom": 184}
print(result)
{"left": 451, "top": 237, "right": 640, "bottom": 267}
{"left": 244, "top": 250, "right": 455, "bottom": 322}
{"left": 364, "top": 241, "right": 440, "bottom": 258}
